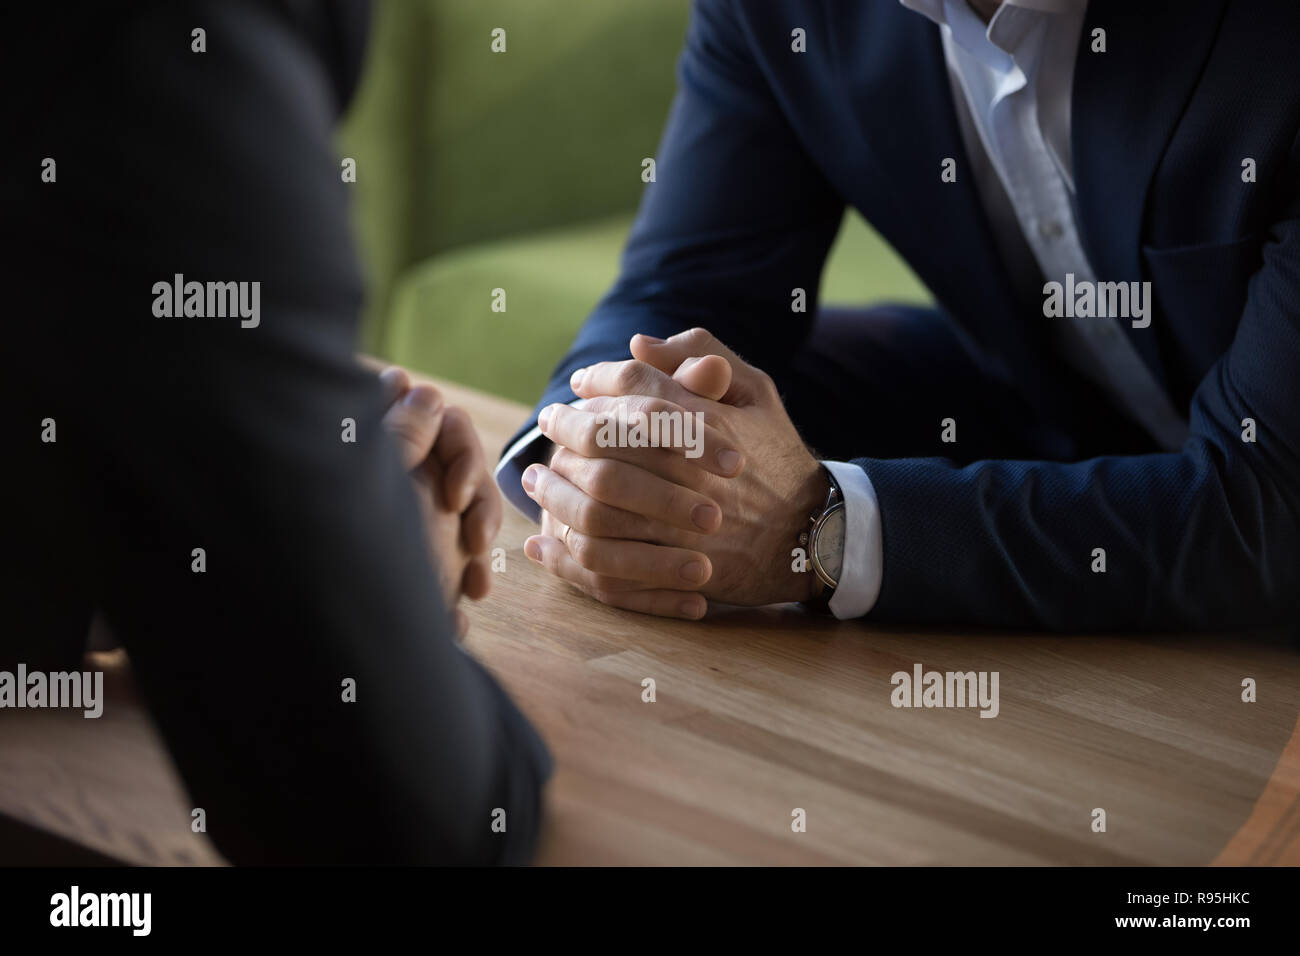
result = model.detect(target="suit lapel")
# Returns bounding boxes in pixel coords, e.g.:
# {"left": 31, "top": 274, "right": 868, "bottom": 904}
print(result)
{"left": 1073, "top": 0, "right": 1227, "bottom": 384}
{"left": 839, "top": 5, "right": 1077, "bottom": 419}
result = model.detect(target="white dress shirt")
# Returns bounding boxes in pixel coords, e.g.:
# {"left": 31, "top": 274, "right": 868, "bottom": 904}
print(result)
{"left": 497, "top": 0, "right": 1189, "bottom": 621}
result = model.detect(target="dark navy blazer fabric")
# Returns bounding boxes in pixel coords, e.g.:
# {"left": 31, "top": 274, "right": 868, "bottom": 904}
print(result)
{"left": 511, "top": 0, "right": 1300, "bottom": 631}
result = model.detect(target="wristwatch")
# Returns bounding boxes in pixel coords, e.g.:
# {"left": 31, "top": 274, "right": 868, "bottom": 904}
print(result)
{"left": 799, "top": 470, "right": 845, "bottom": 603}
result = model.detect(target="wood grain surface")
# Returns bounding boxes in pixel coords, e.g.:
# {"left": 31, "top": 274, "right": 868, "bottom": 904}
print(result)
{"left": 2, "top": 376, "right": 1298, "bottom": 866}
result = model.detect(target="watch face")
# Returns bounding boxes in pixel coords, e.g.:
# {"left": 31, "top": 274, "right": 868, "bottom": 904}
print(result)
{"left": 813, "top": 505, "right": 846, "bottom": 584}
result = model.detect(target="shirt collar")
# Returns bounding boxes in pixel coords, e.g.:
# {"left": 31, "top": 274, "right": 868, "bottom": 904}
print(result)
{"left": 901, "top": 0, "right": 1081, "bottom": 19}
{"left": 900, "top": 0, "right": 1079, "bottom": 73}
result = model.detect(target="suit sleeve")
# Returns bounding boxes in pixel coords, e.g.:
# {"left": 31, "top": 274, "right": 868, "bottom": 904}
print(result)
{"left": 9, "top": 0, "right": 548, "bottom": 863}
{"left": 504, "top": 0, "right": 845, "bottom": 455}
{"left": 856, "top": 145, "right": 1300, "bottom": 631}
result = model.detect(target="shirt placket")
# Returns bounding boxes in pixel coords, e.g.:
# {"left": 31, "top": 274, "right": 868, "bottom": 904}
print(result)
{"left": 988, "top": 33, "right": 1185, "bottom": 444}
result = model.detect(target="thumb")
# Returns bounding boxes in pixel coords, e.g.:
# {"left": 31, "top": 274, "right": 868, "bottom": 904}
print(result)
{"left": 382, "top": 383, "right": 445, "bottom": 470}
{"left": 672, "top": 354, "right": 732, "bottom": 401}
{"left": 631, "top": 329, "right": 763, "bottom": 406}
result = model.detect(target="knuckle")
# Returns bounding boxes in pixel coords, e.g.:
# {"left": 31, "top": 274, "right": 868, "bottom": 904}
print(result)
{"left": 388, "top": 418, "right": 423, "bottom": 446}
{"left": 635, "top": 395, "right": 669, "bottom": 417}
{"left": 442, "top": 404, "right": 468, "bottom": 429}
{"left": 548, "top": 445, "right": 573, "bottom": 474}
{"left": 613, "top": 362, "right": 642, "bottom": 392}
{"left": 567, "top": 531, "right": 594, "bottom": 568}
{"left": 684, "top": 327, "right": 714, "bottom": 348}
{"left": 586, "top": 459, "right": 617, "bottom": 500}
{"left": 575, "top": 497, "right": 603, "bottom": 535}
{"left": 579, "top": 418, "right": 603, "bottom": 454}
{"left": 661, "top": 481, "right": 688, "bottom": 520}
{"left": 391, "top": 427, "right": 431, "bottom": 459}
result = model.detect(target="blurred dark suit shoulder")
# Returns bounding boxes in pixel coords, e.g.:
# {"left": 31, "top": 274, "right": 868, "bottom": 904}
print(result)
{"left": 3, "top": 0, "right": 550, "bottom": 865}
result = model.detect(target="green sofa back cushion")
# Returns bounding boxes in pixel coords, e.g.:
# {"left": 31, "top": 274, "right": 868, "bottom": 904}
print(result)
{"left": 385, "top": 211, "right": 930, "bottom": 406}
{"left": 339, "top": 0, "right": 692, "bottom": 341}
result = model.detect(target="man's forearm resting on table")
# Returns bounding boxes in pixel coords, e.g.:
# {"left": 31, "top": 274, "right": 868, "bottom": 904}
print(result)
{"left": 502, "top": 309, "right": 1300, "bottom": 633}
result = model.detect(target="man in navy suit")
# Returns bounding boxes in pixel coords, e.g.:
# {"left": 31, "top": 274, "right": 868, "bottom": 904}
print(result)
{"left": 496, "top": 0, "right": 1300, "bottom": 631}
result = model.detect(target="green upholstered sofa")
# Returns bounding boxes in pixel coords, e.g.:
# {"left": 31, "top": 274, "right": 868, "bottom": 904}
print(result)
{"left": 339, "top": 0, "right": 928, "bottom": 405}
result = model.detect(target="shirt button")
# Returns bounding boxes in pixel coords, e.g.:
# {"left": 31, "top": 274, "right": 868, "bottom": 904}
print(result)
{"left": 1037, "top": 219, "right": 1064, "bottom": 241}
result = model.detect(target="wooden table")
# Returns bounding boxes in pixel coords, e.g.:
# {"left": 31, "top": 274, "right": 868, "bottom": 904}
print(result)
{"left": 3, "top": 377, "right": 1299, "bottom": 866}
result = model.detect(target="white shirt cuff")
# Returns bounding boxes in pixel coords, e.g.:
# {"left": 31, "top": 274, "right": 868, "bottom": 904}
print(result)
{"left": 822, "top": 460, "right": 884, "bottom": 620}
{"left": 493, "top": 398, "right": 588, "bottom": 522}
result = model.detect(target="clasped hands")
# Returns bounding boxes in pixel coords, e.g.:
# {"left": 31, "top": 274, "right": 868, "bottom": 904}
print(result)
{"left": 378, "top": 365, "right": 502, "bottom": 638}
{"left": 521, "top": 328, "right": 829, "bottom": 619}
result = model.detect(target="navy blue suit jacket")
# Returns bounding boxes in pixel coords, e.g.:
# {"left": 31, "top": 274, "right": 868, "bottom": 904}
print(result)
{"left": 511, "top": 0, "right": 1300, "bottom": 631}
